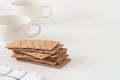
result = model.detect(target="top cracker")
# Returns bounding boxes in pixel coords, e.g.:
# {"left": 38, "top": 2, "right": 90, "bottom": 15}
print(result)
{"left": 6, "top": 40, "right": 60, "bottom": 51}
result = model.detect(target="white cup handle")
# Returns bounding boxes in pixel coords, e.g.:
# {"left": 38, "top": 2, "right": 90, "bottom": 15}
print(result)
{"left": 27, "top": 23, "right": 41, "bottom": 37}
{"left": 40, "top": 5, "right": 53, "bottom": 19}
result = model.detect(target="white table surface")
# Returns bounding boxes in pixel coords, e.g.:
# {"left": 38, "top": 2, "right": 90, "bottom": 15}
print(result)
{"left": 0, "top": 0, "right": 120, "bottom": 80}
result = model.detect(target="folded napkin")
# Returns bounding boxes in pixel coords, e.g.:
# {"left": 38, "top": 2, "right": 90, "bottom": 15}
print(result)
{"left": 0, "top": 64, "right": 42, "bottom": 80}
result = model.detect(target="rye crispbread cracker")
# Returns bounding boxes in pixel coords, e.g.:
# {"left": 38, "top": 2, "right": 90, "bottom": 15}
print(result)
{"left": 16, "top": 56, "right": 68, "bottom": 66}
{"left": 46, "top": 54, "right": 68, "bottom": 62}
{"left": 13, "top": 48, "right": 67, "bottom": 59}
{"left": 17, "top": 58, "right": 71, "bottom": 69}
{"left": 13, "top": 50, "right": 50, "bottom": 59}
{"left": 55, "top": 55, "right": 68, "bottom": 64}
{"left": 17, "top": 58, "right": 57, "bottom": 65}
{"left": 6, "top": 39, "right": 71, "bottom": 68}
{"left": 12, "top": 53, "right": 68, "bottom": 63}
{"left": 12, "top": 53, "right": 57, "bottom": 65}
{"left": 50, "top": 48, "right": 67, "bottom": 58}
{"left": 6, "top": 40, "right": 60, "bottom": 51}
{"left": 12, "top": 44, "right": 63, "bottom": 54}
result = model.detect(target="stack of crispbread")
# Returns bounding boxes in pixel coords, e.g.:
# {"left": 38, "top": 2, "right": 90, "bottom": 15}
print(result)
{"left": 6, "top": 40, "right": 71, "bottom": 69}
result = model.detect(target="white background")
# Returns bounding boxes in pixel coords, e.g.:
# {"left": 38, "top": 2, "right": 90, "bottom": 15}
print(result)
{"left": 0, "top": 0, "right": 120, "bottom": 80}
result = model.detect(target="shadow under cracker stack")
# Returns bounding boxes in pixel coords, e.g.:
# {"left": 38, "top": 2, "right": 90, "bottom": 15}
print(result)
{"left": 6, "top": 40, "right": 71, "bottom": 69}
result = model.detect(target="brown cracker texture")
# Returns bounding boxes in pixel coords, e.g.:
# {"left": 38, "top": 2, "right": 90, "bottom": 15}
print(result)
{"left": 7, "top": 40, "right": 60, "bottom": 51}
{"left": 17, "top": 58, "right": 71, "bottom": 69}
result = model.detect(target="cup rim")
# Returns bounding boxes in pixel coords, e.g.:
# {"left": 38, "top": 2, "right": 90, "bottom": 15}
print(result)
{"left": 0, "top": 15, "right": 32, "bottom": 26}
{"left": 11, "top": 0, "right": 43, "bottom": 8}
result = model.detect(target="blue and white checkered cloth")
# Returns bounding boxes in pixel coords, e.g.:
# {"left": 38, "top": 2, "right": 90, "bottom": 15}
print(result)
{"left": 0, "top": 64, "right": 42, "bottom": 80}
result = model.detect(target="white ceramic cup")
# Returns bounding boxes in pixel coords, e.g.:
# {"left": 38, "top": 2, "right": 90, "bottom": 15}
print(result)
{"left": 0, "top": 15, "right": 41, "bottom": 43}
{"left": 11, "top": 0, "right": 53, "bottom": 21}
